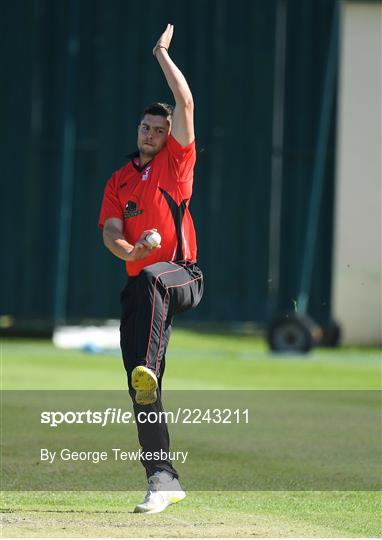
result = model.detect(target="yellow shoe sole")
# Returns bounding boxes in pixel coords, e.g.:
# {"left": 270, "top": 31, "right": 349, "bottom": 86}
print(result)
{"left": 134, "top": 492, "right": 186, "bottom": 514}
{"left": 168, "top": 492, "right": 186, "bottom": 503}
{"left": 132, "top": 366, "right": 158, "bottom": 405}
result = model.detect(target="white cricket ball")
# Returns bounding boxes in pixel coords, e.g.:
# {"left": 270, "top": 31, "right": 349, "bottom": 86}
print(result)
{"left": 145, "top": 231, "right": 161, "bottom": 248}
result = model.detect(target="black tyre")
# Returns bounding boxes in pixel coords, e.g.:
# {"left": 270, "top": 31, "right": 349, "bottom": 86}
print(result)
{"left": 267, "top": 312, "right": 322, "bottom": 353}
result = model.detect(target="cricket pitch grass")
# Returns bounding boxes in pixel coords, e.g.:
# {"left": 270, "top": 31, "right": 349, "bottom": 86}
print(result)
{"left": 1, "top": 329, "right": 381, "bottom": 537}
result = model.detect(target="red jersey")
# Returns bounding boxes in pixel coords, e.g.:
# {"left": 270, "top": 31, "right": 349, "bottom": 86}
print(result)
{"left": 99, "top": 134, "right": 197, "bottom": 276}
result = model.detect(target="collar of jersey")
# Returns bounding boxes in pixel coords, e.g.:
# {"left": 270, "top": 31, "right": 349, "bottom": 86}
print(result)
{"left": 126, "top": 151, "right": 153, "bottom": 173}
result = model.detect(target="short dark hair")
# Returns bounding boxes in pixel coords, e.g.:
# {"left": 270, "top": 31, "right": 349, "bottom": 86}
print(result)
{"left": 141, "top": 102, "right": 174, "bottom": 122}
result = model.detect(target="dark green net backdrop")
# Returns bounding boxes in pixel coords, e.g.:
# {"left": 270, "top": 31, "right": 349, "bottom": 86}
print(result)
{"left": 1, "top": 0, "right": 337, "bottom": 330}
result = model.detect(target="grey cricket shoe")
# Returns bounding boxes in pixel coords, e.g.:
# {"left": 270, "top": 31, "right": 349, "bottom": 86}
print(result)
{"left": 134, "top": 470, "right": 186, "bottom": 514}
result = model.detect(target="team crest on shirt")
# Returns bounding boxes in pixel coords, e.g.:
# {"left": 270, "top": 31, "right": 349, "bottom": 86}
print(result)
{"left": 142, "top": 165, "right": 151, "bottom": 181}
{"left": 124, "top": 198, "right": 143, "bottom": 219}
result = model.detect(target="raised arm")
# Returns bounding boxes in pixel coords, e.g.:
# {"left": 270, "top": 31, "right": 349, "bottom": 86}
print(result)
{"left": 153, "top": 24, "right": 194, "bottom": 146}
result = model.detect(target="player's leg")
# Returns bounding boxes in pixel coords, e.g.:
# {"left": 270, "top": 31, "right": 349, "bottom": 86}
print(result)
{"left": 131, "top": 290, "right": 188, "bottom": 515}
{"left": 120, "top": 280, "right": 178, "bottom": 478}
{"left": 130, "top": 324, "right": 180, "bottom": 479}
{"left": 133, "top": 261, "right": 203, "bottom": 379}
{"left": 121, "top": 310, "right": 186, "bottom": 514}
{"left": 120, "top": 263, "right": 203, "bottom": 513}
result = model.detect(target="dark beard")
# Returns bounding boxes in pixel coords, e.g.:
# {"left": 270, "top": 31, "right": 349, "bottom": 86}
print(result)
{"left": 137, "top": 143, "right": 158, "bottom": 159}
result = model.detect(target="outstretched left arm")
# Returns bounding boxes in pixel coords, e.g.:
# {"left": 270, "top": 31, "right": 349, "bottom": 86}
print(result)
{"left": 153, "top": 24, "right": 194, "bottom": 146}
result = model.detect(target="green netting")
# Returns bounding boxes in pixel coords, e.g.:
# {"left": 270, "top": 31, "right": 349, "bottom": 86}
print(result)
{"left": 0, "top": 0, "right": 337, "bottom": 330}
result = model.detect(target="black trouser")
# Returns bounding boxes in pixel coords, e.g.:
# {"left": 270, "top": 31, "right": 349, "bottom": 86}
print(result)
{"left": 120, "top": 261, "right": 203, "bottom": 479}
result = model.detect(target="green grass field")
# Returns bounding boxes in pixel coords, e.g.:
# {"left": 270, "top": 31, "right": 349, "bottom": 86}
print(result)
{"left": 1, "top": 329, "right": 381, "bottom": 538}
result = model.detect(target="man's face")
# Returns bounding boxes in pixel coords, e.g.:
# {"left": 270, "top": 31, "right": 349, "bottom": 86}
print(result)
{"left": 137, "top": 114, "right": 170, "bottom": 158}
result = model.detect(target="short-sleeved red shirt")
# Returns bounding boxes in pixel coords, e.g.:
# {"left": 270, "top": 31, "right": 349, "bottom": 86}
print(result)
{"left": 99, "top": 134, "right": 197, "bottom": 276}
